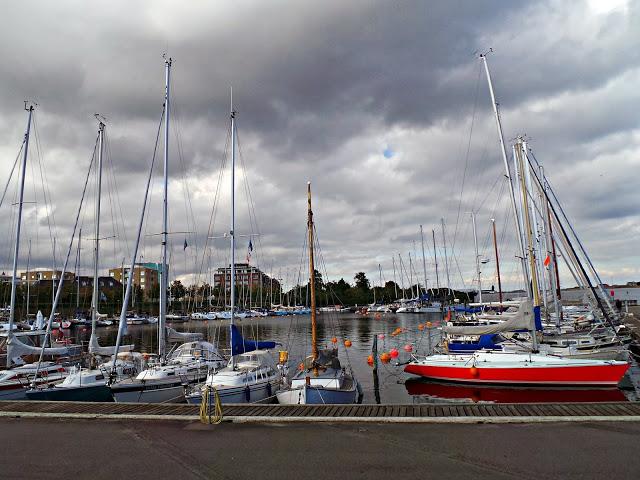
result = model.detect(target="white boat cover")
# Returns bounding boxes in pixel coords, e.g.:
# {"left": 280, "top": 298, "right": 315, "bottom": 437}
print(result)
{"left": 88, "top": 333, "right": 134, "bottom": 355}
{"left": 6, "top": 333, "right": 68, "bottom": 365}
{"left": 443, "top": 300, "right": 533, "bottom": 335}
{"left": 166, "top": 327, "right": 203, "bottom": 342}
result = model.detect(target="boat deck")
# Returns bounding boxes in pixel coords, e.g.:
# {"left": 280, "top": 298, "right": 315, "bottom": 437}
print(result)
{"left": 1, "top": 400, "right": 639, "bottom": 421}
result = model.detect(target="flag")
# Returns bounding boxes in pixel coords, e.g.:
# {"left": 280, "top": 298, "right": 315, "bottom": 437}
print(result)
{"left": 183, "top": 238, "right": 188, "bottom": 251}
{"left": 543, "top": 255, "right": 550, "bottom": 267}
{"left": 246, "top": 239, "right": 253, "bottom": 263}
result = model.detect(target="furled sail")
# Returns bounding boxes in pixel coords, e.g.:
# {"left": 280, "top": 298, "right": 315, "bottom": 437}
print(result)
{"left": 6, "top": 333, "right": 68, "bottom": 364}
{"left": 166, "top": 327, "right": 203, "bottom": 342}
{"left": 88, "top": 333, "right": 134, "bottom": 355}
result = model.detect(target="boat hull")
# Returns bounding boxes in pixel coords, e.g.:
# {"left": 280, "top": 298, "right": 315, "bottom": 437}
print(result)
{"left": 276, "top": 381, "right": 360, "bottom": 405}
{"left": 404, "top": 361, "right": 630, "bottom": 386}
{"left": 110, "top": 380, "right": 186, "bottom": 403}
{"left": 186, "top": 380, "right": 278, "bottom": 405}
{"left": 25, "top": 384, "right": 114, "bottom": 402}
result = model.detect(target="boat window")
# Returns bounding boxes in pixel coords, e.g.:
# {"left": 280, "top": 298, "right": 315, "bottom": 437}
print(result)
{"left": 167, "top": 372, "right": 175, "bottom": 376}
{"left": 95, "top": 374, "right": 104, "bottom": 381}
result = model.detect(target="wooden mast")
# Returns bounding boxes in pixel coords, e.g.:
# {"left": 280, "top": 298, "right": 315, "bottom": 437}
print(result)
{"left": 307, "top": 182, "right": 318, "bottom": 365}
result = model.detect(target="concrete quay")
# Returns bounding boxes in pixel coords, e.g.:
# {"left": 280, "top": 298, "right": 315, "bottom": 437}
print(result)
{"left": 1, "top": 416, "right": 639, "bottom": 479}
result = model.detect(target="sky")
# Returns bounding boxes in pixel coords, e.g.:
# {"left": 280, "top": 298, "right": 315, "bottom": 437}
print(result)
{"left": 0, "top": 0, "right": 638, "bottom": 294}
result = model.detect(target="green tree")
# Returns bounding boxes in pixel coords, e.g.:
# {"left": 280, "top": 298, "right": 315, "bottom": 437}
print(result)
{"left": 170, "top": 280, "right": 186, "bottom": 300}
{"left": 354, "top": 272, "right": 370, "bottom": 291}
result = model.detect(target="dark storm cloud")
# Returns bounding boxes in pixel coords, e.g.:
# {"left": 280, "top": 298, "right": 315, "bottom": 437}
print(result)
{"left": 1, "top": 0, "right": 639, "bottom": 290}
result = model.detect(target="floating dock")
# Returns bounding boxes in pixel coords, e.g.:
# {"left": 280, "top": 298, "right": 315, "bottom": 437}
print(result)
{"left": 1, "top": 400, "right": 639, "bottom": 423}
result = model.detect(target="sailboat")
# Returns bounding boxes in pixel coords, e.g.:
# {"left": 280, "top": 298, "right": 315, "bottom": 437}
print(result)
{"left": 404, "top": 55, "right": 630, "bottom": 387}
{"left": 184, "top": 96, "right": 281, "bottom": 405}
{"left": 109, "top": 58, "right": 226, "bottom": 403}
{"left": 3, "top": 104, "right": 73, "bottom": 377}
{"left": 276, "top": 183, "right": 361, "bottom": 405}
{"left": 27, "top": 119, "right": 135, "bottom": 402}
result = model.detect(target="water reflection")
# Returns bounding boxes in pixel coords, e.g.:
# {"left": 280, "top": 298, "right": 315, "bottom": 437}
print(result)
{"left": 405, "top": 379, "right": 629, "bottom": 403}
{"left": 71, "top": 311, "right": 638, "bottom": 404}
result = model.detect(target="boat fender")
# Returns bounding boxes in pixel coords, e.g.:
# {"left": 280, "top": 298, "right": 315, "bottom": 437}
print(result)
{"left": 469, "top": 366, "right": 479, "bottom": 378}
{"left": 266, "top": 382, "right": 272, "bottom": 397}
{"left": 245, "top": 385, "right": 251, "bottom": 402}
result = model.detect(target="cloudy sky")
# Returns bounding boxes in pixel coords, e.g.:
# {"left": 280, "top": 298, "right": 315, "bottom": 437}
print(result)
{"left": 0, "top": 0, "right": 638, "bottom": 294}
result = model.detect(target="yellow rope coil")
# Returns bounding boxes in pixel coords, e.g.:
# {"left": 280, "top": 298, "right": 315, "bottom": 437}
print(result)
{"left": 199, "top": 386, "right": 223, "bottom": 424}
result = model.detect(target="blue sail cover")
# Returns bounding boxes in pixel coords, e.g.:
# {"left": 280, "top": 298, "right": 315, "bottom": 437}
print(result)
{"left": 533, "top": 305, "right": 543, "bottom": 331}
{"left": 230, "top": 324, "right": 277, "bottom": 355}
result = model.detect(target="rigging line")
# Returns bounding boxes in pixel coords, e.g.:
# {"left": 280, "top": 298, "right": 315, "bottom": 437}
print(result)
{"left": 33, "top": 127, "right": 99, "bottom": 376}
{"left": 103, "top": 130, "right": 126, "bottom": 261}
{"left": 451, "top": 61, "right": 482, "bottom": 252}
{"left": 235, "top": 125, "right": 265, "bottom": 271}
{"left": 103, "top": 129, "right": 121, "bottom": 273}
{"left": 105, "top": 132, "right": 130, "bottom": 259}
{"left": 32, "top": 113, "right": 59, "bottom": 256}
{"left": 171, "top": 96, "right": 199, "bottom": 261}
{"left": 193, "top": 125, "right": 231, "bottom": 290}
{"left": 0, "top": 141, "right": 25, "bottom": 209}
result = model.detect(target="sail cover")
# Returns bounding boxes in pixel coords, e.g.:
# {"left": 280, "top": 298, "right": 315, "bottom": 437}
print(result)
{"left": 443, "top": 300, "right": 534, "bottom": 335}
{"left": 230, "top": 324, "right": 277, "bottom": 355}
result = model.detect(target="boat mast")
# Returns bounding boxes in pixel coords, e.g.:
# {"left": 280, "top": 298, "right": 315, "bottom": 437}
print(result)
{"left": 419, "top": 225, "right": 428, "bottom": 296}
{"left": 515, "top": 140, "right": 540, "bottom": 350}
{"left": 522, "top": 140, "right": 548, "bottom": 316}
{"left": 540, "top": 167, "right": 562, "bottom": 326}
{"left": 91, "top": 120, "right": 105, "bottom": 341}
{"left": 491, "top": 218, "right": 502, "bottom": 303}
{"left": 76, "top": 231, "right": 81, "bottom": 309}
{"left": 307, "top": 182, "right": 318, "bottom": 364}
{"left": 7, "top": 103, "right": 33, "bottom": 366}
{"left": 230, "top": 89, "right": 237, "bottom": 369}
{"left": 471, "top": 212, "right": 482, "bottom": 303}
{"left": 378, "top": 264, "right": 384, "bottom": 304}
{"left": 159, "top": 58, "right": 171, "bottom": 360}
{"left": 26, "top": 240, "right": 31, "bottom": 318}
{"left": 391, "top": 256, "right": 398, "bottom": 299}
{"left": 408, "top": 252, "right": 415, "bottom": 298}
{"left": 432, "top": 229, "right": 440, "bottom": 293}
{"left": 480, "top": 53, "right": 530, "bottom": 295}
{"left": 441, "top": 218, "right": 451, "bottom": 293}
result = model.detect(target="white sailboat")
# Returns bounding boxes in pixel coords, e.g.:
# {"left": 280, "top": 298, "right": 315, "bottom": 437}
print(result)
{"left": 4, "top": 104, "right": 72, "bottom": 372}
{"left": 109, "top": 58, "right": 225, "bottom": 403}
{"left": 185, "top": 95, "right": 280, "bottom": 405}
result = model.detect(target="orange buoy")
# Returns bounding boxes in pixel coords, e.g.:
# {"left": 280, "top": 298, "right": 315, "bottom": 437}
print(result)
{"left": 403, "top": 344, "right": 413, "bottom": 352}
{"left": 417, "top": 324, "right": 424, "bottom": 331}
{"left": 389, "top": 348, "right": 399, "bottom": 358}
{"left": 380, "top": 352, "right": 391, "bottom": 363}
{"left": 469, "top": 366, "right": 479, "bottom": 378}
{"left": 331, "top": 337, "right": 338, "bottom": 344}
{"left": 426, "top": 321, "right": 432, "bottom": 328}
{"left": 367, "top": 354, "right": 374, "bottom": 365}
{"left": 344, "top": 340, "right": 352, "bottom": 348}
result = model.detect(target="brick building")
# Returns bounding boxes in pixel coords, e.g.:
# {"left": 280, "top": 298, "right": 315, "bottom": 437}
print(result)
{"left": 214, "top": 263, "right": 279, "bottom": 290}
{"left": 109, "top": 262, "right": 162, "bottom": 294}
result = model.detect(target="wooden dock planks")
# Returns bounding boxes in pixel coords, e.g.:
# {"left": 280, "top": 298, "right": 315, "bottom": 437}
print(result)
{"left": 1, "top": 400, "right": 639, "bottom": 419}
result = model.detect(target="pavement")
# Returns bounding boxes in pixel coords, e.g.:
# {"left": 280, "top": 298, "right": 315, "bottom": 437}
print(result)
{"left": 2, "top": 417, "right": 639, "bottom": 479}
